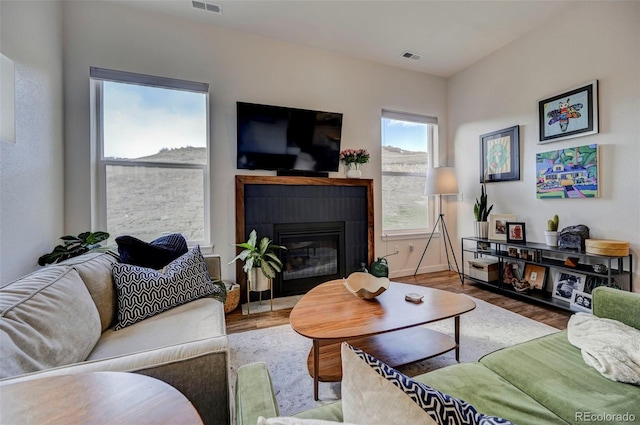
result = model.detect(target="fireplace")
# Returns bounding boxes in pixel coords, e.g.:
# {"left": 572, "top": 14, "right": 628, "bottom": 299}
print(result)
{"left": 274, "top": 222, "right": 346, "bottom": 297}
{"left": 235, "top": 175, "right": 374, "bottom": 302}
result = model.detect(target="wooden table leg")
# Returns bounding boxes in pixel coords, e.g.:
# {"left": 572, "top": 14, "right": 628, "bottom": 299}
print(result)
{"left": 454, "top": 315, "right": 460, "bottom": 362}
{"left": 313, "top": 339, "right": 320, "bottom": 400}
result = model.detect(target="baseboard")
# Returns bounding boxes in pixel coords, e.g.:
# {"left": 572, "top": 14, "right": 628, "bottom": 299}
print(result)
{"left": 390, "top": 264, "right": 449, "bottom": 279}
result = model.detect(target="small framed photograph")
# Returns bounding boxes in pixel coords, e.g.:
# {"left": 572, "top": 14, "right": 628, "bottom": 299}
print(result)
{"left": 538, "top": 80, "right": 598, "bottom": 144}
{"left": 479, "top": 125, "right": 520, "bottom": 182}
{"left": 508, "top": 247, "right": 518, "bottom": 257}
{"left": 489, "top": 214, "right": 516, "bottom": 241}
{"left": 552, "top": 270, "right": 587, "bottom": 302}
{"left": 506, "top": 222, "right": 526, "bottom": 244}
{"left": 524, "top": 264, "right": 547, "bottom": 290}
{"left": 570, "top": 290, "right": 592, "bottom": 312}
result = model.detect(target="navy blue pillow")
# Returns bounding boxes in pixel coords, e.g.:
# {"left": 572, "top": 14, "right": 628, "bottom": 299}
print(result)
{"left": 115, "top": 233, "right": 188, "bottom": 269}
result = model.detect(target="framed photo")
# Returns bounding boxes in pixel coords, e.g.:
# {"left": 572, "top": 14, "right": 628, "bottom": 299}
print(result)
{"left": 524, "top": 264, "right": 547, "bottom": 290}
{"left": 538, "top": 80, "right": 598, "bottom": 144}
{"left": 536, "top": 144, "right": 600, "bottom": 199}
{"left": 479, "top": 125, "right": 520, "bottom": 183}
{"left": 506, "top": 222, "right": 526, "bottom": 244}
{"left": 570, "top": 290, "right": 592, "bottom": 312}
{"left": 552, "top": 270, "right": 586, "bottom": 302}
{"left": 489, "top": 214, "right": 516, "bottom": 241}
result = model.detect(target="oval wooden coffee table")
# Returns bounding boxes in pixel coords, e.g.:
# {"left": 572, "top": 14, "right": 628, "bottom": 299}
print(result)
{"left": 0, "top": 372, "right": 203, "bottom": 424}
{"left": 290, "top": 279, "right": 476, "bottom": 400}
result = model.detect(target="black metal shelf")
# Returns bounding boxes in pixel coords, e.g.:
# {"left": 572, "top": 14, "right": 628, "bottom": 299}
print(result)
{"left": 461, "top": 236, "right": 633, "bottom": 313}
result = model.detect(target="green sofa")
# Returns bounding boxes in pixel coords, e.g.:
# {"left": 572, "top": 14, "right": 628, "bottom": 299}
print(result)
{"left": 236, "top": 287, "right": 640, "bottom": 425}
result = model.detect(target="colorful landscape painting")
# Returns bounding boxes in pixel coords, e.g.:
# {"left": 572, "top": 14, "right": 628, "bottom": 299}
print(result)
{"left": 536, "top": 144, "right": 599, "bottom": 199}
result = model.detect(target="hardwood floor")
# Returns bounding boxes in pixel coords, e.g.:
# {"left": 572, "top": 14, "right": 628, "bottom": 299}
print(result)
{"left": 225, "top": 271, "right": 572, "bottom": 334}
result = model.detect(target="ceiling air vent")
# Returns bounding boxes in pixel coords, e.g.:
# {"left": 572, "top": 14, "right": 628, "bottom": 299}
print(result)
{"left": 192, "top": 1, "right": 222, "bottom": 14}
{"left": 401, "top": 51, "right": 421, "bottom": 61}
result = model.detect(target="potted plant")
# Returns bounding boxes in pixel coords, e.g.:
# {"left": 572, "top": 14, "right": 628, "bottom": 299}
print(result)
{"left": 38, "top": 231, "right": 110, "bottom": 266}
{"left": 473, "top": 182, "right": 493, "bottom": 239}
{"left": 229, "top": 229, "right": 287, "bottom": 292}
{"left": 544, "top": 215, "right": 559, "bottom": 246}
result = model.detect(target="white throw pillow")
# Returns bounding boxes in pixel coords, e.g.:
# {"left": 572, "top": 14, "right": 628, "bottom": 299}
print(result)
{"left": 340, "top": 342, "right": 514, "bottom": 425}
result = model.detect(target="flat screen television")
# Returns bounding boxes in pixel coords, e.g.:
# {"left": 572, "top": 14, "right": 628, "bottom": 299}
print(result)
{"left": 237, "top": 102, "right": 343, "bottom": 173}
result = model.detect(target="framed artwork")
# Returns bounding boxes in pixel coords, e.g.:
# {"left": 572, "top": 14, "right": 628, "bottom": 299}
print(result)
{"left": 536, "top": 144, "right": 599, "bottom": 199}
{"left": 506, "top": 222, "right": 526, "bottom": 244}
{"left": 479, "top": 125, "right": 520, "bottom": 183}
{"left": 538, "top": 80, "right": 598, "bottom": 143}
{"left": 552, "top": 270, "right": 586, "bottom": 302}
{"left": 489, "top": 214, "right": 516, "bottom": 240}
{"left": 570, "top": 290, "right": 593, "bottom": 312}
{"left": 524, "top": 264, "right": 547, "bottom": 290}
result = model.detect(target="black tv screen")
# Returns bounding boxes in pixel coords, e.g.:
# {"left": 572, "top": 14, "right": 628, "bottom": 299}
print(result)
{"left": 237, "top": 102, "right": 343, "bottom": 172}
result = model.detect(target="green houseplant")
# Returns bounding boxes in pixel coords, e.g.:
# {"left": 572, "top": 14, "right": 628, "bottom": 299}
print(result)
{"left": 473, "top": 182, "right": 493, "bottom": 239}
{"left": 229, "top": 230, "right": 287, "bottom": 291}
{"left": 544, "top": 214, "right": 559, "bottom": 246}
{"left": 38, "top": 231, "right": 110, "bottom": 266}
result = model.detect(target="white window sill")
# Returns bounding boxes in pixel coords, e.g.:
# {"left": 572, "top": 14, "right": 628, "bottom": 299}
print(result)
{"left": 381, "top": 231, "right": 439, "bottom": 241}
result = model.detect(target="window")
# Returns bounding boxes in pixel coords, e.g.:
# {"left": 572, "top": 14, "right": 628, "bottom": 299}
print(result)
{"left": 91, "top": 68, "right": 210, "bottom": 245}
{"left": 381, "top": 110, "right": 437, "bottom": 235}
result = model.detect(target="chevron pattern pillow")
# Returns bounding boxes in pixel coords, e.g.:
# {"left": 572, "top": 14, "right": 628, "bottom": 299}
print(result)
{"left": 341, "top": 343, "right": 514, "bottom": 425}
{"left": 112, "top": 246, "right": 223, "bottom": 330}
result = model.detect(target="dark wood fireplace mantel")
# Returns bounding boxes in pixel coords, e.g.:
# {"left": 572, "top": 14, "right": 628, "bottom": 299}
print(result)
{"left": 235, "top": 175, "right": 374, "bottom": 302}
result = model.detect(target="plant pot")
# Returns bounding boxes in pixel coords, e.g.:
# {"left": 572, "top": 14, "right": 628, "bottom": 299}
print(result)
{"left": 248, "top": 268, "right": 272, "bottom": 292}
{"left": 346, "top": 163, "right": 362, "bottom": 178}
{"left": 544, "top": 230, "right": 559, "bottom": 247}
{"left": 474, "top": 221, "right": 489, "bottom": 239}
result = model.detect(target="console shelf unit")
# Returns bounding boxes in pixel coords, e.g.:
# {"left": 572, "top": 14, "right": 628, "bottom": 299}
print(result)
{"left": 461, "top": 236, "right": 633, "bottom": 312}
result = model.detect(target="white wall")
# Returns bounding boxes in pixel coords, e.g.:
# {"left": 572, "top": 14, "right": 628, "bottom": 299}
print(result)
{"left": 448, "top": 2, "right": 640, "bottom": 287}
{"left": 61, "top": 1, "right": 448, "bottom": 281}
{"left": 0, "top": 1, "right": 64, "bottom": 282}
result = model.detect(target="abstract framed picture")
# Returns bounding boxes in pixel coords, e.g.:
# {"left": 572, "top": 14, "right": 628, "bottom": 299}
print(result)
{"left": 506, "top": 222, "right": 526, "bottom": 244}
{"left": 536, "top": 144, "right": 599, "bottom": 199}
{"left": 538, "top": 80, "right": 598, "bottom": 144}
{"left": 552, "top": 270, "right": 586, "bottom": 302}
{"left": 479, "top": 125, "right": 520, "bottom": 183}
{"left": 489, "top": 214, "right": 516, "bottom": 241}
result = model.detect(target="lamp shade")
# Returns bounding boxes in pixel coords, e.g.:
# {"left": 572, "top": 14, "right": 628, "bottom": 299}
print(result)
{"left": 425, "top": 167, "right": 459, "bottom": 195}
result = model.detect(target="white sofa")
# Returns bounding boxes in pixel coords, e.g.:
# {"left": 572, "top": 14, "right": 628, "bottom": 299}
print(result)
{"left": 0, "top": 252, "right": 230, "bottom": 425}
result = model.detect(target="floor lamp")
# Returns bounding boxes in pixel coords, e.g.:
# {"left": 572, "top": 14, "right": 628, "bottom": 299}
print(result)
{"left": 414, "top": 167, "right": 464, "bottom": 283}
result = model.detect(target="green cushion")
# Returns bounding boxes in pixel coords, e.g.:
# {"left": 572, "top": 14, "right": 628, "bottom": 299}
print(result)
{"left": 236, "top": 362, "right": 279, "bottom": 425}
{"left": 480, "top": 331, "right": 640, "bottom": 424}
{"left": 593, "top": 286, "right": 640, "bottom": 330}
{"left": 414, "top": 362, "right": 567, "bottom": 425}
{"left": 293, "top": 402, "right": 343, "bottom": 422}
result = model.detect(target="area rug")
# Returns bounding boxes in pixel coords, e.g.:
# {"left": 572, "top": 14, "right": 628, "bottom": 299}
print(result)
{"left": 241, "top": 295, "right": 301, "bottom": 315}
{"left": 228, "top": 295, "right": 558, "bottom": 417}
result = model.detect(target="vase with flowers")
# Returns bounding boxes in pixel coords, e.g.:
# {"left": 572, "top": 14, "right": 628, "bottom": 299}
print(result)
{"left": 340, "top": 148, "right": 370, "bottom": 178}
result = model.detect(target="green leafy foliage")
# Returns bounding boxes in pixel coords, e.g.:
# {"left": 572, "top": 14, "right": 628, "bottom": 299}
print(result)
{"left": 229, "top": 229, "right": 287, "bottom": 279}
{"left": 38, "top": 231, "right": 110, "bottom": 266}
{"left": 473, "top": 183, "right": 493, "bottom": 221}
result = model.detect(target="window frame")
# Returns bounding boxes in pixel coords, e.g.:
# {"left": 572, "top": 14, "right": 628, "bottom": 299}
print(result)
{"left": 380, "top": 109, "right": 438, "bottom": 239}
{"left": 90, "top": 67, "right": 211, "bottom": 246}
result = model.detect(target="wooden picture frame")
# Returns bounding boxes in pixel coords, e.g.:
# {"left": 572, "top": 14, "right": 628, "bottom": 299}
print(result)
{"left": 489, "top": 214, "right": 516, "bottom": 241}
{"left": 524, "top": 264, "right": 547, "bottom": 290}
{"left": 538, "top": 80, "right": 598, "bottom": 144}
{"left": 552, "top": 270, "right": 586, "bottom": 302}
{"left": 479, "top": 125, "right": 520, "bottom": 183}
{"left": 570, "top": 290, "right": 592, "bottom": 312}
{"left": 506, "top": 222, "right": 526, "bottom": 244}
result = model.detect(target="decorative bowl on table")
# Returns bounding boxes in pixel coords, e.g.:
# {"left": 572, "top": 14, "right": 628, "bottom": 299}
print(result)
{"left": 343, "top": 272, "right": 390, "bottom": 300}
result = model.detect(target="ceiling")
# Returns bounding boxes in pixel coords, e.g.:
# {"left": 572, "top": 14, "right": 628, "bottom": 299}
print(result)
{"left": 114, "top": 1, "right": 574, "bottom": 78}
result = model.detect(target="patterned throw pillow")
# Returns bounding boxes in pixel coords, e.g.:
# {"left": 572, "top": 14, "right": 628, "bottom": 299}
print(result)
{"left": 341, "top": 342, "right": 514, "bottom": 425}
{"left": 112, "top": 246, "right": 224, "bottom": 330}
{"left": 115, "top": 233, "right": 188, "bottom": 269}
